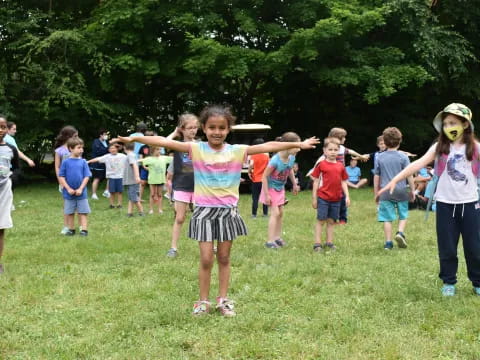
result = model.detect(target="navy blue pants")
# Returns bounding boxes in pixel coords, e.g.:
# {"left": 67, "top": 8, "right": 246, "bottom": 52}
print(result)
{"left": 436, "top": 201, "right": 480, "bottom": 287}
{"left": 251, "top": 182, "right": 268, "bottom": 216}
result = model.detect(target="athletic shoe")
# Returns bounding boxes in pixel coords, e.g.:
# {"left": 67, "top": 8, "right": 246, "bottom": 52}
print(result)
{"left": 64, "top": 229, "right": 76, "bottom": 236}
{"left": 109, "top": 205, "right": 115, "bottom": 209}
{"left": 60, "top": 226, "right": 70, "bottom": 235}
{"left": 148, "top": 210, "right": 154, "bottom": 215}
{"left": 275, "top": 238, "right": 287, "bottom": 247}
{"left": 384, "top": 241, "right": 394, "bottom": 250}
{"left": 251, "top": 215, "right": 257, "bottom": 219}
{"left": 116, "top": 205, "right": 122, "bottom": 209}
{"left": 138, "top": 212, "right": 145, "bottom": 217}
{"left": 313, "top": 243, "right": 324, "bottom": 252}
{"left": 265, "top": 241, "right": 279, "bottom": 249}
{"left": 166, "top": 248, "right": 177, "bottom": 258}
{"left": 325, "top": 242, "right": 337, "bottom": 251}
{"left": 102, "top": 190, "right": 110, "bottom": 198}
{"left": 395, "top": 232, "right": 407, "bottom": 248}
{"left": 473, "top": 287, "right": 480, "bottom": 296}
{"left": 0, "top": 264, "right": 4, "bottom": 274}
{"left": 91, "top": 194, "right": 99, "bottom": 200}
{"left": 79, "top": 230, "right": 88, "bottom": 237}
{"left": 216, "top": 297, "right": 236, "bottom": 317}
{"left": 441, "top": 284, "right": 456, "bottom": 297}
{"left": 192, "top": 300, "right": 211, "bottom": 316}
{"left": 127, "top": 213, "right": 134, "bottom": 218}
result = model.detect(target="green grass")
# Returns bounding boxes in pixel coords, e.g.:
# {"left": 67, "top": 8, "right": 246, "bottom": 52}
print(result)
{"left": 2, "top": 184, "right": 480, "bottom": 359}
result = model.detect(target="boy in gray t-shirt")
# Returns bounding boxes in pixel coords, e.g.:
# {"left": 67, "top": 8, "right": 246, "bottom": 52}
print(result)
{"left": 374, "top": 127, "right": 415, "bottom": 250}
{"left": 123, "top": 143, "right": 144, "bottom": 217}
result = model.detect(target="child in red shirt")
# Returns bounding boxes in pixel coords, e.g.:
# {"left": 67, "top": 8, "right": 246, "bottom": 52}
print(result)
{"left": 311, "top": 137, "right": 350, "bottom": 252}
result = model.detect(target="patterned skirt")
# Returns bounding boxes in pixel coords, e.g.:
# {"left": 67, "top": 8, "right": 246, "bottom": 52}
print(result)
{"left": 188, "top": 206, "right": 247, "bottom": 242}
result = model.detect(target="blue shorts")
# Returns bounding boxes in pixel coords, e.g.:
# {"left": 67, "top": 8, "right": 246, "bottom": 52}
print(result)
{"left": 108, "top": 178, "right": 123, "bottom": 193}
{"left": 126, "top": 184, "right": 140, "bottom": 202}
{"left": 140, "top": 167, "right": 148, "bottom": 181}
{"left": 316, "top": 197, "right": 341, "bottom": 221}
{"left": 64, "top": 198, "right": 91, "bottom": 215}
{"left": 378, "top": 200, "right": 409, "bottom": 222}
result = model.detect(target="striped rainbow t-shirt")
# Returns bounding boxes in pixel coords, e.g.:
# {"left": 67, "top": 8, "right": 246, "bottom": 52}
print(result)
{"left": 189, "top": 142, "right": 248, "bottom": 208}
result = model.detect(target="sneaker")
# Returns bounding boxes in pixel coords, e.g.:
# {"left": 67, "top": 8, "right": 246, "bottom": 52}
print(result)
{"left": 138, "top": 212, "right": 145, "bottom": 217}
{"left": 251, "top": 215, "right": 257, "bottom": 219}
{"left": 216, "top": 297, "right": 236, "bottom": 317}
{"left": 441, "top": 284, "right": 456, "bottom": 297}
{"left": 313, "top": 243, "right": 324, "bottom": 252}
{"left": 265, "top": 241, "right": 279, "bottom": 249}
{"left": 109, "top": 205, "right": 115, "bottom": 209}
{"left": 127, "top": 213, "right": 134, "bottom": 218}
{"left": 60, "top": 226, "right": 70, "bottom": 235}
{"left": 192, "top": 300, "right": 211, "bottom": 316}
{"left": 384, "top": 241, "right": 394, "bottom": 250}
{"left": 116, "top": 205, "right": 122, "bottom": 209}
{"left": 473, "top": 287, "right": 480, "bottom": 296}
{"left": 79, "top": 230, "right": 88, "bottom": 237}
{"left": 91, "top": 193, "right": 99, "bottom": 200}
{"left": 275, "top": 238, "right": 287, "bottom": 247}
{"left": 148, "top": 209, "right": 154, "bottom": 215}
{"left": 0, "top": 264, "right": 4, "bottom": 274}
{"left": 325, "top": 242, "right": 337, "bottom": 251}
{"left": 395, "top": 231, "right": 407, "bottom": 248}
{"left": 102, "top": 190, "right": 111, "bottom": 198}
{"left": 64, "top": 229, "right": 76, "bottom": 236}
{"left": 166, "top": 248, "right": 177, "bottom": 258}
{"left": 158, "top": 210, "right": 163, "bottom": 214}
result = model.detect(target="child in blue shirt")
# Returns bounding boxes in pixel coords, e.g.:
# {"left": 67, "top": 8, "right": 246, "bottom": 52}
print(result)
{"left": 346, "top": 158, "right": 368, "bottom": 189}
{"left": 59, "top": 137, "right": 92, "bottom": 236}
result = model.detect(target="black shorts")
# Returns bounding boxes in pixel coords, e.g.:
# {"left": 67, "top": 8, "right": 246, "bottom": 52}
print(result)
{"left": 91, "top": 168, "right": 106, "bottom": 180}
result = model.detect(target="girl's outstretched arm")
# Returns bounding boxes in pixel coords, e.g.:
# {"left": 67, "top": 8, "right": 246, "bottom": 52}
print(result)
{"left": 247, "top": 137, "right": 320, "bottom": 155}
{"left": 116, "top": 136, "right": 190, "bottom": 153}
{"left": 377, "top": 151, "right": 435, "bottom": 198}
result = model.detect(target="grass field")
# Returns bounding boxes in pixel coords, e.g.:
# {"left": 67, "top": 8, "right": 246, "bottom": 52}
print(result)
{"left": 1, "top": 184, "right": 480, "bottom": 359}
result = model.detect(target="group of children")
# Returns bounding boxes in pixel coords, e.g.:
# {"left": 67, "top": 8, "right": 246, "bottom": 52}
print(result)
{"left": 1, "top": 102, "right": 480, "bottom": 315}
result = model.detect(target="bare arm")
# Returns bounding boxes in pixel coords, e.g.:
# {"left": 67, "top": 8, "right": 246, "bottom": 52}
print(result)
{"left": 288, "top": 169, "right": 298, "bottom": 195}
{"left": 407, "top": 175, "right": 415, "bottom": 202}
{"left": 59, "top": 176, "right": 75, "bottom": 195}
{"left": 166, "top": 128, "right": 181, "bottom": 140}
{"left": 341, "top": 180, "right": 350, "bottom": 207}
{"left": 312, "top": 177, "right": 320, "bottom": 209}
{"left": 347, "top": 148, "right": 369, "bottom": 161}
{"left": 247, "top": 137, "right": 319, "bottom": 155}
{"left": 18, "top": 150, "right": 35, "bottom": 167}
{"left": 261, "top": 166, "right": 274, "bottom": 205}
{"left": 132, "top": 162, "right": 141, "bottom": 183}
{"left": 117, "top": 136, "right": 190, "bottom": 153}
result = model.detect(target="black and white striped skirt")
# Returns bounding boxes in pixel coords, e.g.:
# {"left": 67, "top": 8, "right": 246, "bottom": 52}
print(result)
{"left": 188, "top": 206, "right": 247, "bottom": 242}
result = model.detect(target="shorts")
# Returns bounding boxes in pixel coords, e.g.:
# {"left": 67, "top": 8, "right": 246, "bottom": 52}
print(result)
{"left": 316, "top": 197, "right": 341, "bottom": 221}
{"left": 140, "top": 167, "right": 149, "bottom": 181}
{"left": 173, "top": 190, "right": 194, "bottom": 204}
{"left": 349, "top": 180, "right": 359, "bottom": 184}
{"left": 0, "top": 179, "right": 13, "bottom": 229}
{"left": 126, "top": 184, "right": 140, "bottom": 202}
{"left": 189, "top": 206, "right": 247, "bottom": 242}
{"left": 91, "top": 168, "right": 106, "bottom": 180}
{"left": 108, "top": 178, "right": 123, "bottom": 193}
{"left": 64, "top": 198, "right": 91, "bottom": 215}
{"left": 378, "top": 200, "right": 409, "bottom": 222}
{"left": 259, "top": 188, "right": 285, "bottom": 207}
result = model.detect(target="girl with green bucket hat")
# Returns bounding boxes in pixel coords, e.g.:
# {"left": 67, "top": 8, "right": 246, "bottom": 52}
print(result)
{"left": 378, "top": 103, "right": 480, "bottom": 297}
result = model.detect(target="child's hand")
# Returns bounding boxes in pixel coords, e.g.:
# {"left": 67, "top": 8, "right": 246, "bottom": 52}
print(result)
{"left": 377, "top": 181, "right": 396, "bottom": 197}
{"left": 264, "top": 195, "right": 271, "bottom": 206}
{"left": 292, "top": 185, "right": 299, "bottom": 195}
{"left": 409, "top": 191, "right": 415, "bottom": 203}
{"left": 67, "top": 188, "right": 75, "bottom": 195}
{"left": 345, "top": 196, "right": 350, "bottom": 207}
{"left": 74, "top": 189, "right": 82, "bottom": 196}
{"left": 135, "top": 177, "right": 141, "bottom": 184}
{"left": 300, "top": 137, "right": 320, "bottom": 150}
{"left": 312, "top": 199, "right": 317, "bottom": 209}
{"left": 358, "top": 154, "right": 369, "bottom": 162}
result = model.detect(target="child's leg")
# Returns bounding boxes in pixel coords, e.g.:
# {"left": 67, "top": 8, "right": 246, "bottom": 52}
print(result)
{"left": 78, "top": 214, "right": 88, "bottom": 231}
{"left": 139, "top": 180, "right": 146, "bottom": 201}
{"left": 267, "top": 205, "right": 281, "bottom": 242}
{"left": 117, "top": 192, "right": 122, "bottom": 206}
{"left": 0, "top": 229, "right": 4, "bottom": 261}
{"left": 274, "top": 206, "right": 284, "bottom": 240}
{"left": 398, "top": 219, "right": 407, "bottom": 233}
{"left": 198, "top": 241, "right": 215, "bottom": 300}
{"left": 157, "top": 185, "right": 164, "bottom": 212}
{"left": 66, "top": 214, "right": 75, "bottom": 230}
{"left": 109, "top": 192, "right": 115, "bottom": 206}
{"left": 326, "top": 219, "right": 336, "bottom": 244}
{"left": 314, "top": 220, "right": 325, "bottom": 245}
{"left": 127, "top": 200, "right": 134, "bottom": 214}
{"left": 171, "top": 201, "right": 188, "bottom": 250}
{"left": 383, "top": 221, "right": 392, "bottom": 241}
{"left": 216, "top": 240, "right": 233, "bottom": 299}
{"left": 135, "top": 201, "right": 144, "bottom": 213}
{"left": 460, "top": 202, "right": 480, "bottom": 287}
{"left": 149, "top": 184, "right": 156, "bottom": 211}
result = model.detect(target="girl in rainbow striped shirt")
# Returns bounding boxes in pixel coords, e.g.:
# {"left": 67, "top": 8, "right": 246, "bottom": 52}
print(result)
{"left": 119, "top": 105, "right": 319, "bottom": 316}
